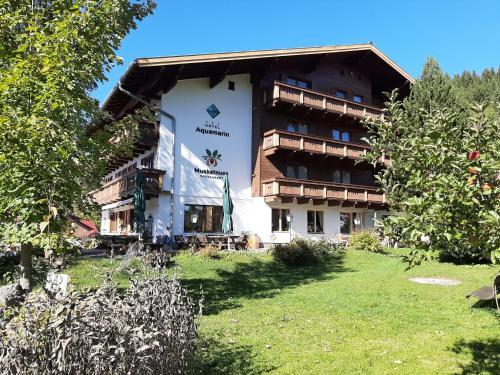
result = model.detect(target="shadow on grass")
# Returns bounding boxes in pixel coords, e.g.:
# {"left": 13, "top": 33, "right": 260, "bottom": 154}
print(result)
{"left": 189, "top": 335, "right": 277, "bottom": 374}
{"left": 450, "top": 338, "right": 500, "bottom": 374}
{"left": 182, "top": 254, "right": 351, "bottom": 315}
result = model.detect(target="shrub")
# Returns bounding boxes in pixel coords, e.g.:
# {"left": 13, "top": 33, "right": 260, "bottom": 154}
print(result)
{"left": 143, "top": 250, "right": 171, "bottom": 270}
{"left": 198, "top": 245, "right": 221, "bottom": 259}
{"left": 0, "top": 275, "right": 200, "bottom": 375}
{"left": 271, "top": 237, "right": 341, "bottom": 265}
{"left": 348, "top": 231, "right": 384, "bottom": 253}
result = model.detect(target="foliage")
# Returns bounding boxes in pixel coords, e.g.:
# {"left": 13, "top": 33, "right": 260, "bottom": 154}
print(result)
{"left": 0, "top": 274, "right": 199, "bottom": 375}
{"left": 198, "top": 245, "right": 221, "bottom": 259}
{"left": 0, "top": 0, "right": 155, "bottom": 288}
{"left": 65, "top": 252, "right": 499, "bottom": 374}
{"left": 348, "top": 231, "right": 384, "bottom": 253}
{"left": 271, "top": 237, "right": 342, "bottom": 265}
{"left": 363, "top": 58, "right": 500, "bottom": 266}
{"left": 143, "top": 249, "right": 171, "bottom": 269}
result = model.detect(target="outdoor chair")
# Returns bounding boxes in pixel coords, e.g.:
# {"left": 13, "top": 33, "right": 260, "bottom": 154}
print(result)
{"left": 466, "top": 273, "right": 500, "bottom": 311}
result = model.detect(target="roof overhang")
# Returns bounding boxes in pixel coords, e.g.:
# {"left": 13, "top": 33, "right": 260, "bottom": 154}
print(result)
{"left": 102, "top": 43, "right": 414, "bottom": 118}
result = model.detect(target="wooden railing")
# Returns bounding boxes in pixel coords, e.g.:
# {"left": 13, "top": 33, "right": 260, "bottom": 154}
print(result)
{"left": 93, "top": 168, "right": 165, "bottom": 206}
{"left": 263, "top": 129, "right": 373, "bottom": 160}
{"left": 265, "top": 81, "right": 383, "bottom": 119}
{"left": 262, "top": 177, "right": 386, "bottom": 204}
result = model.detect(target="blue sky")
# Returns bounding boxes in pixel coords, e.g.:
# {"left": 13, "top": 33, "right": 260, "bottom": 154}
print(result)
{"left": 93, "top": 0, "right": 500, "bottom": 103}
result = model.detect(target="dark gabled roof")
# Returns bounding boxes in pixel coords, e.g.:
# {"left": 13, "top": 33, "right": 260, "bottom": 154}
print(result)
{"left": 102, "top": 43, "right": 414, "bottom": 118}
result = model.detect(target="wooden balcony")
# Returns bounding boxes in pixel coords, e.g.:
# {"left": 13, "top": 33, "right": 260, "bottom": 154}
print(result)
{"left": 107, "top": 122, "right": 160, "bottom": 172}
{"left": 262, "top": 177, "right": 386, "bottom": 207}
{"left": 265, "top": 81, "right": 383, "bottom": 120}
{"left": 263, "top": 129, "right": 370, "bottom": 160}
{"left": 93, "top": 168, "right": 165, "bottom": 206}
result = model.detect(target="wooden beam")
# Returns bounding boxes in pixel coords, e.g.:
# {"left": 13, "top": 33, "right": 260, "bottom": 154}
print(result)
{"left": 209, "top": 61, "right": 234, "bottom": 88}
{"left": 281, "top": 197, "right": 294, "bottom": 204}
{"left": 116, "top": 67, "right": 171, "bottom": 119}
{"left": 297, "top": 198, "right": 309, "bottom": 205}
{"left": 327, "top": 200, "right": 340, "bottom": 207}
{"left": 312, "top": 199, "right": 324, "bottom": 206}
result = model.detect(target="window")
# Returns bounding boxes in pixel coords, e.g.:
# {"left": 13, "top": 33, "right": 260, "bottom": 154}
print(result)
{"left": 184, "top": 204, "right": 223, "bottom": 233}
{"left": 287, "top": 76, "right": 311, "bottom": 89}
{"left": 353, "top": 94, "right": 363, "bottom": 103}
{"left": 228, "top": 81, "right": 235, "bottom": 91}
{"left": 141, "top": 153, "right": 155, "bottom": 169}
{"left": 333, "top": 170, "right": 351, "bottom": 184}
{"left": 272, "top": 208, "right": 290, "bottom": 232}
{"left": 307, "top": 210, "right": 324, "bottom": 233}
{"left": 332, "top": 129, "right": 341, "bottom": 141}
{"left": 287, "top": 121, "right": 308, "bottom": 134}
{"left": 340, "top": 212, "right": 364, "bottom": 234}
{"left": 332, "top": 130, "right": 350, "bottom": 142}
{"left": 335, "top": 90, "right": 347, "bottom": 99}
{"left": 286, "top": 165, "right": 308, "bottom": 180}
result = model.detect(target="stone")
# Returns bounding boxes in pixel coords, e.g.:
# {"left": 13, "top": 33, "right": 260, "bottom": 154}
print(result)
{"left": 45, "top": 272, "right": 70, "bottom": 299}
{"left": 0, "top": 283, "right": 23, "bottom": 307}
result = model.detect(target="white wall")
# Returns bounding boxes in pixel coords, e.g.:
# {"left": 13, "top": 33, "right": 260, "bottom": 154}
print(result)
{"left": 159, "top": 74, "right": 253, "bottom": 235}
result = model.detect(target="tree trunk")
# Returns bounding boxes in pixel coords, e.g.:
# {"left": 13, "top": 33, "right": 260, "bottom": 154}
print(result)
{"left": 19, "top": 243, "right": 33, "bottom": 291}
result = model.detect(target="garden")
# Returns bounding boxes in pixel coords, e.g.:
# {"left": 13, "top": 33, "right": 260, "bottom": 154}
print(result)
{"left": 48, "top": 244, "right": 500, "bottom": 374}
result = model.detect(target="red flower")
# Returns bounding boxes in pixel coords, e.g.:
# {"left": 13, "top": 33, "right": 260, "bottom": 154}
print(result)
{"left": 468, "top": 150, "right": 480, "bottom": 161}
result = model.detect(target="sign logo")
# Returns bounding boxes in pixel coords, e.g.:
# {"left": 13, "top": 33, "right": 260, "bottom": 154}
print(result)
{"left": 206, "top": 104, "right": 220, "bottom": 119}
{"left": 203, "top": 149, "right": 222, "bottom": 167}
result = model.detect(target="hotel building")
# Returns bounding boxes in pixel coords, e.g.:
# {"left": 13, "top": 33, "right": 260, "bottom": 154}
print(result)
{"left": 94, "top": 44, "right": 413, "bottom": 245}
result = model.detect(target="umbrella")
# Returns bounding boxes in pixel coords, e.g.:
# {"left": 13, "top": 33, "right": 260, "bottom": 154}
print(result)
{"left": 222, "top": 174, "right": 233, "bottom": 235}
{"left": 133, "top": 169, "right": 146, "bottom": 236}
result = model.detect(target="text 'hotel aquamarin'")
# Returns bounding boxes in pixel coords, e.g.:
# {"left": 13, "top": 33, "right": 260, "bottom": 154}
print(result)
{"left": 93, "top": 43, "right": 414, "bottom": 245}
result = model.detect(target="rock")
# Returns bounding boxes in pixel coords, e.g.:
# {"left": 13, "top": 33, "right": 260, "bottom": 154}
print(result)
{"left": 0, "top": 283, "right": 23, "bottom": 307}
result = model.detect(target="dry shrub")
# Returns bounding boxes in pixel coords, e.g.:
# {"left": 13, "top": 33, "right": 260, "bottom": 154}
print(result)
{"left": 198, "top": 245, "right": 221, "bottom": 259}
{"left": 0, "top": 275, "right": 200, "bottom": 375}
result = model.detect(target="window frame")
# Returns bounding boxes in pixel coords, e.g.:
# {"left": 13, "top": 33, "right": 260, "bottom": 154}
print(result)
{"left": 352, "top": 94, "right": 364, "bottom": 103}
{"left": 183, "top": 204, "right": 224, "bottom": 233}
{"left": 307, "top": 210, "right": 324, "bottom": 234}
{"left": 335, "top": 90, "right": 347, "bottom": 99}
{"left": 272, "top": 208, "right": 290, "bottom": 232}
{"left": 286, "top": 76, "right": 312, "bottom": 89}
{"left": 285, "top": 164, "right": 308, "bottom": 180}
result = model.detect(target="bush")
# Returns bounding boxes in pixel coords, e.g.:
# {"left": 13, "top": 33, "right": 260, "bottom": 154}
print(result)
{"left": 143, "top": 250, "right": 171, "bottom": 270}
{"left": 271, "top": 237, "right": 342, "bottom": 265}
{"left": 348, "top": 231, "right": 384, "bottom": 253}
{"left": 198, "top": 245, "right": 221, "bottom": 259}
{"left": 0, "top": 275, "right": 200, "bottom": 375}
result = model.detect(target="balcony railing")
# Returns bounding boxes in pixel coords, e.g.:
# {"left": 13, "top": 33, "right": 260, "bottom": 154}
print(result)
{"left": 263, "top": 129, "right": 373, "bottom": 160}
{"left": 262, "top": 177, "right": 386, "bottom": 205}
{"left": 265, "top": 81, "right": 383, "bottom": 119}
{"left": 107, "top": 122, "right": 160, "bottom": 172}
{"left": 93, "top": 168, "right": 165, "bottom": 206}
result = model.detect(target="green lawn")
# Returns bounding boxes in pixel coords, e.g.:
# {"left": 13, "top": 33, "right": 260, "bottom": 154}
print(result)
{"left": 65, "top": 251, "right": 499, "bottom": 375}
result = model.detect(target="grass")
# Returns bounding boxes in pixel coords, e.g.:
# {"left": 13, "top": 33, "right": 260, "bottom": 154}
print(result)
{"left": 64, "top": 250, "right": 499, "bottom": 374}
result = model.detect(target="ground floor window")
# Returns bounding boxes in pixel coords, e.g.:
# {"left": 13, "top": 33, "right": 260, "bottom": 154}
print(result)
{"left": 340, "top": 212, "right": 363, "bottom": 234}
{"left": 184, "top": 204, "right": 223, "bottom": 233}
{"left": 307, "top": 210, "right": 324, "bottom": 233}
{"left": 109, "top": 208, "right": 134, "bottom": 233}
{"left": 272, "top": 208, "right": 290, "bottom": 232}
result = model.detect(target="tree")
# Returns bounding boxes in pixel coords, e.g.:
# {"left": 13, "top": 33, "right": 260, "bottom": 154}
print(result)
{"left": 0, "top": 0, "right": 156, "bottom": 290}
{"left": 364, "top": 58, "right": 500, "bottom": 265}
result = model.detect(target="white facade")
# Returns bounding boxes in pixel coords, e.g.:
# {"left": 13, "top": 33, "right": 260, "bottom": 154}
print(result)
{"left": 100, "top": 74, "right": 384, "bottom": 244}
